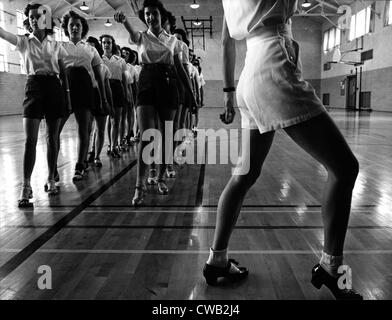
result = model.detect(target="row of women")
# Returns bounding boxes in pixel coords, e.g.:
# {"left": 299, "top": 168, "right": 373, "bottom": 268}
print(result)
{"left": 0, "top": 0, "right": 363, "bottom": 299}
{"left": 0, "top": 0, "right": 204, "bottom": 208}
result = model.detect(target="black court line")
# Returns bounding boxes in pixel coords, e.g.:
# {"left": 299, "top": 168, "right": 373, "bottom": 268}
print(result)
{"left": 195, "top": 163, "right": 206, "bottom": 207}
{"left": 0, "top": 160, "right": 137, "bottom": 282}
{"left": 85, "top": 204, "right": 378, "bottom": 208}
{"left": 2, "top": 225, "right": 390, "bottom": 230}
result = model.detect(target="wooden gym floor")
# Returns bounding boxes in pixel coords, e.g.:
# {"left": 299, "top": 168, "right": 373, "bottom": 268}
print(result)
{"left": 0, "top": 108, "right": 391, "bottom": 300}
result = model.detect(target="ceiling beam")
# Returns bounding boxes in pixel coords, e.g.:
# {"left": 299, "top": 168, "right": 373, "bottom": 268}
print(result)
{"left": 59, "top": 0, "right": 91, "bottom": 18}
{"left": 314, "top": 0, "right": 339, "bottom": 11}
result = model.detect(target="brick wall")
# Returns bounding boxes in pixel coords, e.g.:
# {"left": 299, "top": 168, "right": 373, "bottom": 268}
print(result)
{"left": 0, "top": 72, "right": 25, "bottom": 115}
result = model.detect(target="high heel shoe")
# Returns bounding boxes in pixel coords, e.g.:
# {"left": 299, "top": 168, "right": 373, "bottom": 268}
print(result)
{"left": 94, "top": 158, "right": 102, "bottom": 167}
{"left": 18, "top": 185, "right": 33, "bottom": 207}
{"left": 44, "top": 180, "right": 59, "bottom": 196}
{"left": 157, "top": 180, "right": 169, "bottom": 195}
{"left": 311, "top": 264, "right": 363, "bottom": 300}
{"left": 203, "top": 259, "right": 248, "bottom": 286}
{"left": 147, "top": 169, "right": 158, "bottom": 185}
{"left": 132, "top": 185, "right": 146, "bottom": 207}
{"left": 166, "top": 165, "right": 176, "bottom": 178}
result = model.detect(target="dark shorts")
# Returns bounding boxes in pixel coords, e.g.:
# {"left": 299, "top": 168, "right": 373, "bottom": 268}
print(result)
{"left": 137, "top": 64, "right": 179, "bottom": 110}
{"left": 110, "top": 79, "right": 125, "bottom": 108}
{"left": 66, "top": 67, "right": 94, "bottom": 111}
{"left": 23, "top": 75, "right": 67, "bottom": 120}
{"left": 91, "top": 87, "right": 109, "bottom": 117}
{"left": 176, "top": 64, "right": 189, "bottom": 106}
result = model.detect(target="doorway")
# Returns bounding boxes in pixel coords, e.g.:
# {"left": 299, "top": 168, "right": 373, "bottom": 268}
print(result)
{"left": 346, "top": 75, "right": 357, "bottom": 110}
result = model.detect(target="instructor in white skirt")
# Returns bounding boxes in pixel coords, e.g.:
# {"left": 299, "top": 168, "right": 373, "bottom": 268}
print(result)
{"left": 203, "top": 0, "right": 362, "bottom": 300}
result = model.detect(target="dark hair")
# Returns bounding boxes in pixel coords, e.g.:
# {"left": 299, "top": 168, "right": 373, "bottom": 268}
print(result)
{"left": 138, "top": 0, "right": 168, "bottom": 26}
{"left": 173, "top": 28, "right": 189, "bottom": 47}
{"left": 23, "top": 3, "right": 55, "bottom": 35}
{"left": 61, "top": 10, "right": 89, "bottom": 39}
{"left": 165, "top": 11, "right": 176, "bottom": 32}
{"left": 86, "top": 36, "right": 104, "bottom": 57}
{"left": 99, "top": 34, "right": 118, "bottom": 55}
{"left": 131, "top": 50, "right": 139, "bottom": 65}
{"left": 121, "top": 47, "right": 132, "bottom": 63}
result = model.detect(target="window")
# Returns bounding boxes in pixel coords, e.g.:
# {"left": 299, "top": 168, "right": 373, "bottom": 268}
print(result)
{"left": 361, "top": 49, "right": 373, "bottom": 61}
{"left": 349, "top": 6, "right": 372, "bottom": 41}
{"left": 0, "top": 2, "right": 9, "bottom": 72}
{"left": 323, "top": 27, "right": 341, "bottom": 52}
{"left": 16, "top": 10, "right": 25, "bottom": 35}
{"left": 385, "top": 1, "right": 392, "bottom": 26}
{"left": 323, "top": 94, "right": 330, "bottom": 106}
{"left": 54, "top": 27, "right": 69, "bottom": 42}
{"left": 16, "top": 10, "right": 26, "bottom": 74}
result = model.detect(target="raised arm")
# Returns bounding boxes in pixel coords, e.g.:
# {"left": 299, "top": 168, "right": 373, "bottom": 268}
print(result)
{"left": 221, "top": 15, "right": 236, "bottom": 124}
{"left": 0, "top": 26, "right": 17, "bottom": 46}
{"left": 114, "top": 10, "right": 140, "bottom": 44}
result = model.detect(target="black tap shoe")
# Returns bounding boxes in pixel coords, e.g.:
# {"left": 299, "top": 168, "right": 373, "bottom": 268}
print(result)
{"left": 203, "top": 259, "right": 249, "bottom": 286}
{"left": 311, "top": 264, "right": 363, "bottom": 300}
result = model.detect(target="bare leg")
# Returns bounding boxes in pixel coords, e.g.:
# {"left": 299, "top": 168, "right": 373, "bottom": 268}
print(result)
{"left": 157, "top": 109, "right": 176, "bottom": 182}
{"left": 135, "top": 105, "right": 158, "bottom": 188}
{"left": 94, "top": 115, "right": 107, "bottom": 159}
{"left": 111, "top": 108, "right": 121, "bottom": 150}
{"left": 74, "top": 109, "right": 93, "bottom": 166}
{"left": 212, "top": 129, "right": 275, "bottom": 250}
{"left": 45, "top": 118, "right": 61, "bottom": 181}
{"left": 106, "top": 115, "right": 112, "bottom": 149}
{"left": 284, "top": 113, "right": 359, "bottom": 256}
{"left": 22, "top": 118, "right": 41, "bottom": 186}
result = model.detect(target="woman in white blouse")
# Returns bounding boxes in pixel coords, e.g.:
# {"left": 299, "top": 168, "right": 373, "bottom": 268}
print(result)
{"left": 0, "top": 3, "right": 70, "bottom": 206}
{"left": 59, "top": 10, "right": 110, "bottom": 181}
{"left": 203, "top": 0, "right": 362, "bottom": 300}
{"left": 114, "top": 0, "right": 197, "bottom": 206}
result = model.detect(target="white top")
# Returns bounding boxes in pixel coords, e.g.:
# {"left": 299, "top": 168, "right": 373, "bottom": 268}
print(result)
{"left": 101, "top": 63, "right": 111, "bottom": 80}
{"left": 102, "top": 54, "right": 127, "bottom": 81}
{"left": 130, "top": 29, "right": 182, "bottom": 65}
{"left": 61, "top": 40, "right": 102, "bottom": 87}
{"left": 179, "top": 41, "right": 190, "bottom": 64}
{"left": 134, "top": 65, "right": 142, "bottom": 82}
{"left": 222, "top": 0, "right": 297, "bottom": 40}
{"left": 15, "top": 34, "right": 67, "bottom": 76}
{"left": 199, "top": 72, "right": 206, "bottom": 87}
{"left": 125, "top": 63, "right": 138, "bottom": 85}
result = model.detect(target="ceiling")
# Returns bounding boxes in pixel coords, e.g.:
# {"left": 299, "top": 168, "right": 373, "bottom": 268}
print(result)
{"left": 37, "top": 0, "right": 358, "bottom": 22}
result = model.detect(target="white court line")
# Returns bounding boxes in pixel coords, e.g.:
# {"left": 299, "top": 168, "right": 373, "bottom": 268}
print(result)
{"left": 1, "top": 249, "right": 392, "bottom": 255}
{"left": 79, "top": 210, "right": 373, "bottom": 214}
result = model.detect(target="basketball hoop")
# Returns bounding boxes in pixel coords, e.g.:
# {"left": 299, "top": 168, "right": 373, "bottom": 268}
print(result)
{"left": 332, "top": 47, "right": 341, "bottom": 63}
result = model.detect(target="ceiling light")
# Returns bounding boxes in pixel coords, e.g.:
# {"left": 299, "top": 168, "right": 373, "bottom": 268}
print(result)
{"left": 104, "top": 19, "right": 112, "bottom": 27}
{"left": 193, "top": 18, "right": 202, "bottom": 26}
{"left": 80, "top": 2, "right": 89, "bottom": 11}
{"left": 190, "top": 0, "right": 200, "bottom": 9}
{"left": 302, "top": 0, "right": 312, "bottom": 8}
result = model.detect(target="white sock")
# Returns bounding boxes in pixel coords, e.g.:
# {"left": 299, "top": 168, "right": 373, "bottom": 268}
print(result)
{"left": 207, "top": 248, "right": 242, "bottom": 274}
{"left": 207, "top": 248, "right": 228, "bottom": 267}
{"left": 320, "top": 251, "right": 343, "bottom": 277}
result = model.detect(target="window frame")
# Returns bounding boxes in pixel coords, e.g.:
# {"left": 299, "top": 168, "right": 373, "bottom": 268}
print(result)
{"left": 323, "top": 27, "right": 341, "bottom": 53}
{"left": 349, "top": 6, "right": 373, "bottom": 41}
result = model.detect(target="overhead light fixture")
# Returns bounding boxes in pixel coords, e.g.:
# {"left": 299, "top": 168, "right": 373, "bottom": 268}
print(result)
{"left": 80, "top": 2, "right": 89, "bottom": 11}
{"left": 193, "top": 18, "right": 202, "bottom": 26}
{"left": 104, "top": 19, "right": 112, "bottom": 27}
{"left": 190, "top": 0, "right": 199, "bottom": 9}
{"left": 302, "top": 0, "right": 312, "bottom": 8}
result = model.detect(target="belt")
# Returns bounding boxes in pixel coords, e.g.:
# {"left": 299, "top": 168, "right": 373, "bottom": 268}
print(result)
{"left": 263, "top": 17, "right": 285, "bottom": 27}
{"left": 141, "top": 63, "right": 174, "bottom": 71}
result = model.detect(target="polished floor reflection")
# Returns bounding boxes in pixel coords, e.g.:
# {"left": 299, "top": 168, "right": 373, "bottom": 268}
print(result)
{"left": 0, "top": 109, "right": 391, "bottom": 299}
